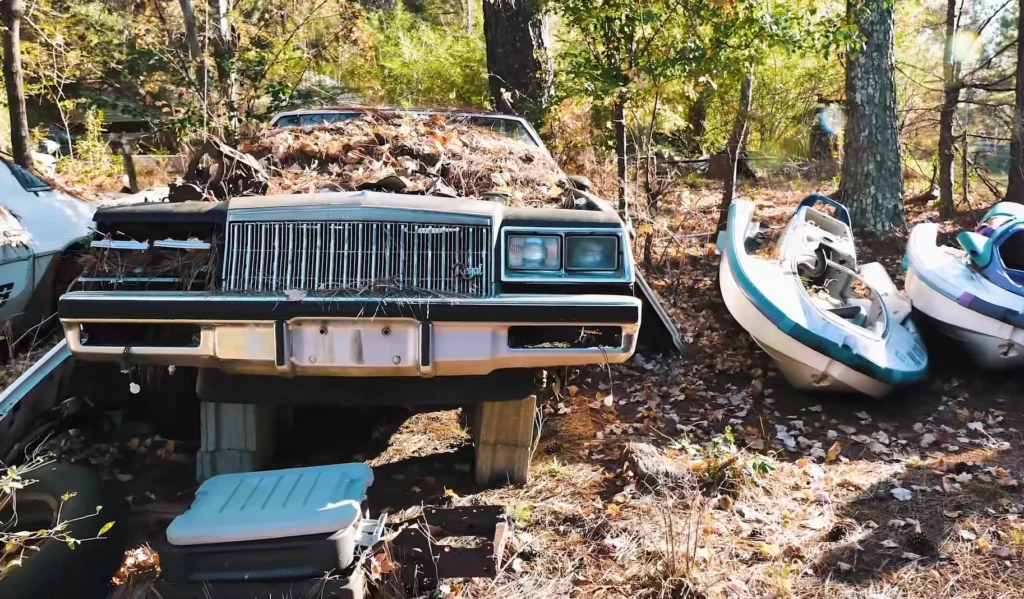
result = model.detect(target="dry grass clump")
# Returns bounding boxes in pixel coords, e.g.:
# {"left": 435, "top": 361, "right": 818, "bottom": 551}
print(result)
{"left": 110, "top": 544, "right": 161, "bottom": 587}
{"left": 243, "top": 113, "right": 573, "bottom": 207}
{"left": 0, "top": 327, "right": 63, "bottom": 391}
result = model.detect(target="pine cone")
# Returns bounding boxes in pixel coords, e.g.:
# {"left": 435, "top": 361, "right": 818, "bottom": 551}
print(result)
{"left": 906, "top": 532, "right": 937, "bottom": 556}
{"left": 826, "top": 525, "right": 849, "bottom": 542}
{"left": 952, "top": 462, "right": 975, "bottom": 475}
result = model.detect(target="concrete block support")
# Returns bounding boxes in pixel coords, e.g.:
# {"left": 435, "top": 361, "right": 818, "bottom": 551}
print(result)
{"left": 197, "top": 401, "right": 275, "bottom": 481}
{"left": 472, "top": 395, "right": 537, "bottom": 486}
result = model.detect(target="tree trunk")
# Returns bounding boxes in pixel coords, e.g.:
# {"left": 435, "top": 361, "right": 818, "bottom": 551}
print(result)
{"left": 614, "top": 91, "right": 628, "bottom": 213}
{"left": 684, "top": 90, "right": 708, "bottom": 155}
{"left": 1006, "top": 0, "right": 1024, "bottom": 202}
{"left": 837, "top": 0, "right": 903, "bottom": 233}
{"left": 209, "top": 0, "right": 236, "bottom": 128}
{"left": 2, "top": 0, "right": 30, "bottom": 169}
{"left": 178, "top": 0, "right": 207, "bottom": 97}
{"left": 356, "top": 0, "right": 397, "bottom": 9}
{"left": 938, "top": 0, "right": 959, "bottom": 219}
{"left": 717, "top": 72, "right": 754, "bottom": 232}
{"left": 962, "top": 112, "right": 969, "bottom": 207}
{"left": 482, "top": 0, "right": 553, "bottom": 126}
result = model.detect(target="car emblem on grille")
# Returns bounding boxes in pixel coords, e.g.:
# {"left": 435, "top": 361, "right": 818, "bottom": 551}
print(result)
{"left": 415, "top": 226, "right": 461, "bottom": 234}
{"left": 453, "top": 263, "right": 484, "bottom": 279}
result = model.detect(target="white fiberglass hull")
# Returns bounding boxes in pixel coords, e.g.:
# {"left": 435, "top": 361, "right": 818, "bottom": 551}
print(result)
{"left": 905, "top": 267, "right": 1024, "bottom": 369}
{"left": 719, "top": 254, "right": 893, "bottom": 398}
{"left": 904, "top": 223, "right": 1024, "bottom": 369}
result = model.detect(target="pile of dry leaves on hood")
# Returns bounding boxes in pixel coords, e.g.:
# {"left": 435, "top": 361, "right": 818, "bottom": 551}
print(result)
{"left": 242, "top": 113, "right": 574, "bottom": 207}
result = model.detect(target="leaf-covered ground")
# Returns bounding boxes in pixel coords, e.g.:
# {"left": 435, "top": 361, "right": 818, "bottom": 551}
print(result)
{"left": 355, "top": 186, "right": 1024, "bottom": 599}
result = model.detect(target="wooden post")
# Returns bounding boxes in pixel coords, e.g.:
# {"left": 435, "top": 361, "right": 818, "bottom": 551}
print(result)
{"left": 472, "top": 395, "right": 537, "bottom": 486}
{"left": 121, "top": 139, "right": 139, "bottom": 193}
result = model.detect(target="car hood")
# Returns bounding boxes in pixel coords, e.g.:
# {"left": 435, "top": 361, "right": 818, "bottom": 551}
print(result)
{"left": 226, "top": 191, "right": 503, "bottom": 221}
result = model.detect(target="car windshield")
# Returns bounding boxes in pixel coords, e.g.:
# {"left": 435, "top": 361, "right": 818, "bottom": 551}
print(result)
{"left": 2, "top": 158, "right": 53, "bottom": 192}
{"left": 272, "top": 112, "right": 539, "bottom": 148}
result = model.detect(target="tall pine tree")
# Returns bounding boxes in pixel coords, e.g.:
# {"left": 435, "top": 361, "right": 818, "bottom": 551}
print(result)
{"left": 482, "top": 0, "right": 553, "bottom": 126}
{"left": 837, "top": 0, "right": 903, "bottom": 233}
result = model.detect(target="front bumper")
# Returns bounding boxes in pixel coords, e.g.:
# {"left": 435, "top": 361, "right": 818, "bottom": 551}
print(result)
{"left": 59, "top": 292, "right": 641, "bottom": 376}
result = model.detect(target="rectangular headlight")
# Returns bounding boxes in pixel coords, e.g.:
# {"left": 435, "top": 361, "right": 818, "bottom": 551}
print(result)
{"left": 507, "top": 235, "right": 561, "bottom": 270}
{"left": 565, "top": 235, "right": 619, "bottom": 271}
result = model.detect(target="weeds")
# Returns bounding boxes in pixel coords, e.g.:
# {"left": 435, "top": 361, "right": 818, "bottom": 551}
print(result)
{"left": 504, "top": 502, "right": 533, "bottom": 525}
{"left": 0, "top": 456, "right": 113, "bottom": 582}
{"left": 545, "top": 458, "right": 570, "bottom": 478}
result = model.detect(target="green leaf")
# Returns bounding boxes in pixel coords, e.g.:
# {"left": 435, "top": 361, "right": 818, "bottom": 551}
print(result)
{"left": 98, "top": 521, "right": 115, "bottom": 537}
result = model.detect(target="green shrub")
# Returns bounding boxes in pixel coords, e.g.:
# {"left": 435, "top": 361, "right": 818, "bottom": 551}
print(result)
{"left": 340, "top": 8, "right": 489, "bottom": 109}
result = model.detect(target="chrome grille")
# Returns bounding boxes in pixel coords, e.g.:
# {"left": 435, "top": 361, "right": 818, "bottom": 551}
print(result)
{"left": 222, "top": 221, "right": 492, "bottom": 297}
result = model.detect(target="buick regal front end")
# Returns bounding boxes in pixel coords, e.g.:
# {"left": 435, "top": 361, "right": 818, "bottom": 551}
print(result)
{"left": 58, "top": 192, "right": 643, "bottom": 378}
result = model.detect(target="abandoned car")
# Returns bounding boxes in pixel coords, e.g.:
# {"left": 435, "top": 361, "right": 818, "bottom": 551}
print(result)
{"left": 56, "top": 109, "right": 679, "bottom": 484}
{"left": 0, "top": 156, "right": 95, "bottom": 339}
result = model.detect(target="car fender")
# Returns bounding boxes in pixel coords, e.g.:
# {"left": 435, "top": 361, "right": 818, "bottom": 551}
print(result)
{"left": 0, "top": 163, "right": 95, "bottom": 257}
{"left": 0, "top": 245, "right": 34, "bottom": 322}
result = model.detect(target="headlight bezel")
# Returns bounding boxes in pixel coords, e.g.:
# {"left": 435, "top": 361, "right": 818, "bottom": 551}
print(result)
{"left": 501, "top": 226, "right": 631, "bottom": 283}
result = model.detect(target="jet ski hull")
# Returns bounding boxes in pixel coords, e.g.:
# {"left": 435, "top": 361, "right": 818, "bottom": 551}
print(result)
{"left": 905, "top": 223, "right": 1024, "bottom": 369}
{"left": 718, "top": 197, "right": 928, "bottom": 397}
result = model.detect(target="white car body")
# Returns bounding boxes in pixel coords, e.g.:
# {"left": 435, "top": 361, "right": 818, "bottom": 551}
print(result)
{"left": 0, "top": 159, "right": 95, "bottom": 332}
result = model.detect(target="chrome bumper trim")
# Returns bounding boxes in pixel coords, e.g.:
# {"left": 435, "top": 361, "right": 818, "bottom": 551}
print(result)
{"left": 60, "top": 294, "right": 642, "bottom": 377}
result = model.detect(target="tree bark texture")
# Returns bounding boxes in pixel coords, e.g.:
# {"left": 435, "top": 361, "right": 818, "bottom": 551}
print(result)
{"left": 614, "top": 91, "right": 628, "bottom": 213}
{"left": 938, "top": 0, "right": 959, "bottom": 219}
{"left": 684, "top": 90, "right": 708, "bottom": 154}
{"left": 357, "top": 0, "right": 397, "bottom": 9}
{"left": 2, "top": 0, "right": 30, "bottom": 168}
{"left": 837, "top": 0, "right": 903, "bottom": 233}
{"left": 717, "top": 72, "right": 754, "bottom": 232}
{"left": 1006, "top": 0, "right": 1024, "bottom": 202}
{"left": 209, "top": 0, "right": 236, "bottom": 125}
{"left": 482, "top": 0, "right": 553, "bottom": 126}
{"left": 178, "top": 0, "right": 207, "bottom": 96}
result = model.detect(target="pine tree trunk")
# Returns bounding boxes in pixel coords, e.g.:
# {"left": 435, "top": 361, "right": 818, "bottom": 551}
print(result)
{"left": 178, "top": 0, "right": 207, "bottom": 97}
{"left": 2, "top": 0, "right": 30, "bottom": 169}
{"left": 357, "top": 0, "right": 397, "bottom": 9}
{"left": 614, "top": 91, "right": 628, "bottom": 213}
{"left": 837, "top": 0, "right": 903, "bottom": 233}
{"left": 938, "top": 0, "right": 959, "bottom": 219}
{"left": 684, "top": 90, "right": 708, "bottom": 155}
{"left": 209, "top": 0, "right": 236, "bottom": 129}
{"left": 1006, "top": 0, "right": 1024, "bottom": 202}
{"left": 482, "top": 0, "right": 553, "bottom": 126}
{"left": 717, "top": 72, "right": 754, "bottom": 232}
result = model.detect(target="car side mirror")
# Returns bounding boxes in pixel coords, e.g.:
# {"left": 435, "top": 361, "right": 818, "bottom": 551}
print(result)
{"left": 568, "top": 175, "right": 592, "bottom": 192}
